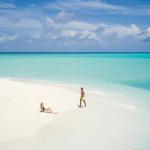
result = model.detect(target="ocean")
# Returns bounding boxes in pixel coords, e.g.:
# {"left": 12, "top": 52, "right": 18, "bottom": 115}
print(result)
{"left": 0, "top": 52, "right": 150, "bottom": 90}
{"left": 0, "top": 52, "right": 150, "bottom": 150}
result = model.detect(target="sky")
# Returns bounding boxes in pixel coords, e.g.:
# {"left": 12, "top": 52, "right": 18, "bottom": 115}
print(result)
{"left": 0, "top": 0, "right": 150, "bottom": 52}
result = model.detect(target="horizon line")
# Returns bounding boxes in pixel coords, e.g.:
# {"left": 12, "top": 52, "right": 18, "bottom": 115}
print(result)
{"left": 0, "top": 52, "right": 150, "bottom": 54}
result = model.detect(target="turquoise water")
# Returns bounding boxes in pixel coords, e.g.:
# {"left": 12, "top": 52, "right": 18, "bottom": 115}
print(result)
{"left": 0, "top": 53, "right": 150, "bottom": 90}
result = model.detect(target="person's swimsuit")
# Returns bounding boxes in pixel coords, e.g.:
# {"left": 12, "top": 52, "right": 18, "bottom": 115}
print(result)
{"left": 43, "top": 106, "right": 46, "bottom": 112}
{"left": 81, "top": 97, "right": 85, "bottom": 100}
{"left": 81, "top": 91, "right": 85, "bottom": 100}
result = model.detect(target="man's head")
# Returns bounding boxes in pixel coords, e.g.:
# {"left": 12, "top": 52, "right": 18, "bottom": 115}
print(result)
{"left": 81, "top": 87, "right": 83, "bottom": 91}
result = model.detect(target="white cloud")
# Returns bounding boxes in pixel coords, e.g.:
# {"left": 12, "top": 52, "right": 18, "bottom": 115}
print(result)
{"left": 43, "top": 17, "right": 97, "bottom": 30}
{"left": 0, "top": 7, "right": 43, "bottom": 20}
{"left": 60, "top": 30, "right": 77, "bottom": 38}
{"left": 78, "top": 30, "right": 101, "bottom": 42}
{"left": 0, "top": 6, "right": 148, "bottom": 50}
{"left": 36, "top": 17, "right": 101, "bottom": 43}
{"left": 7, "top": 17, "right": 21, "bottom": 23}
{"left": 88, "top": 32, "right": 97, "bottom": 40}
{"left": 28, "top": 4, "right": 36, "bottom": 7}
{"left": 75, "top": 1, "right": 125, "bottom": 10}
{"left": 51, "top": 1, "right": 125, "bottom": 11}
{"left": 9, "top": 34, "right": 18, "bottom": 40}
{"left": 45, "top": 17, "right": 54, "bottom": 24}
{"left": 55, "top": 11, "right": 75, "bottom": 23}
{"left": 0, "top": 7, "right": 43, "bottom": 35}
{"left": 0, "top": 11, "right": 143, "bottom": 46}
{"left": 147, "top": 27, "right": 150, "bottom": 33}
{"left": 116, "top": 24, "right": 140, "bottom": 38}
{"left": 79, "top": 30, "right": 91, "bottom": 39}
{"left": 38, "top": 17, "right": 101, "bottom": 43}
{"left": 42, "top": 0, "right": 150, "bottom": 16}
{"left": 1, "top": 16, "right": 42, "bottom": 34}
{"left": 139, "top": 27, "right": 150, "bottom": 42}
{"left": 43, "top": 3, "right": 62, "bottom": 10}
{"left": 0, "top": 2, "right": 15, "bottom": 8}
{"left": 30, "top": 16, "right": 142, "bottom": 44}
{"left": 95, "top": 24, "right": 140, "bottom": 39}
{"left": 65, "top": 21, "right": 97, "bottom": 30}
{"left": 33, "top": 35, "right": 40, "bottom": 39}
{"left": 0, "top": 33, "right": 18, "bottom": 44}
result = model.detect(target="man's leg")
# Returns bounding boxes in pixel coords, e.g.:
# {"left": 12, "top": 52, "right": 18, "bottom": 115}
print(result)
{"left": 83, "top": 100, "right": 86, "bottom": 107}
{"left": 79, "top": 98, "right": 82, "bottom": 107}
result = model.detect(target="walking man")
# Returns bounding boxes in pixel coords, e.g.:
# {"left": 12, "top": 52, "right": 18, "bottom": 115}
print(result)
{"left": 79, "top": 87, "right": 86, "bottom": 107}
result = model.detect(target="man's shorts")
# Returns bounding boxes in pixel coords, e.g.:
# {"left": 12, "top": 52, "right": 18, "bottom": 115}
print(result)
{"left": 81, "top": 97, "right": 85, "bottom": 100}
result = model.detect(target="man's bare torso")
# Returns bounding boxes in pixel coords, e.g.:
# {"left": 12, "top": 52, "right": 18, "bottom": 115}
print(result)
{"left": 81, "top": 91, "right": 85, "bottom": 97}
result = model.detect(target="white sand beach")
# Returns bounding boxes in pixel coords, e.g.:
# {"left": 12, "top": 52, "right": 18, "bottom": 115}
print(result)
{"left": 0, "top": 79, "right": 79, "bottom": 143}
{"left": 0, "top": 78, "right": 150, "bottom": 150}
